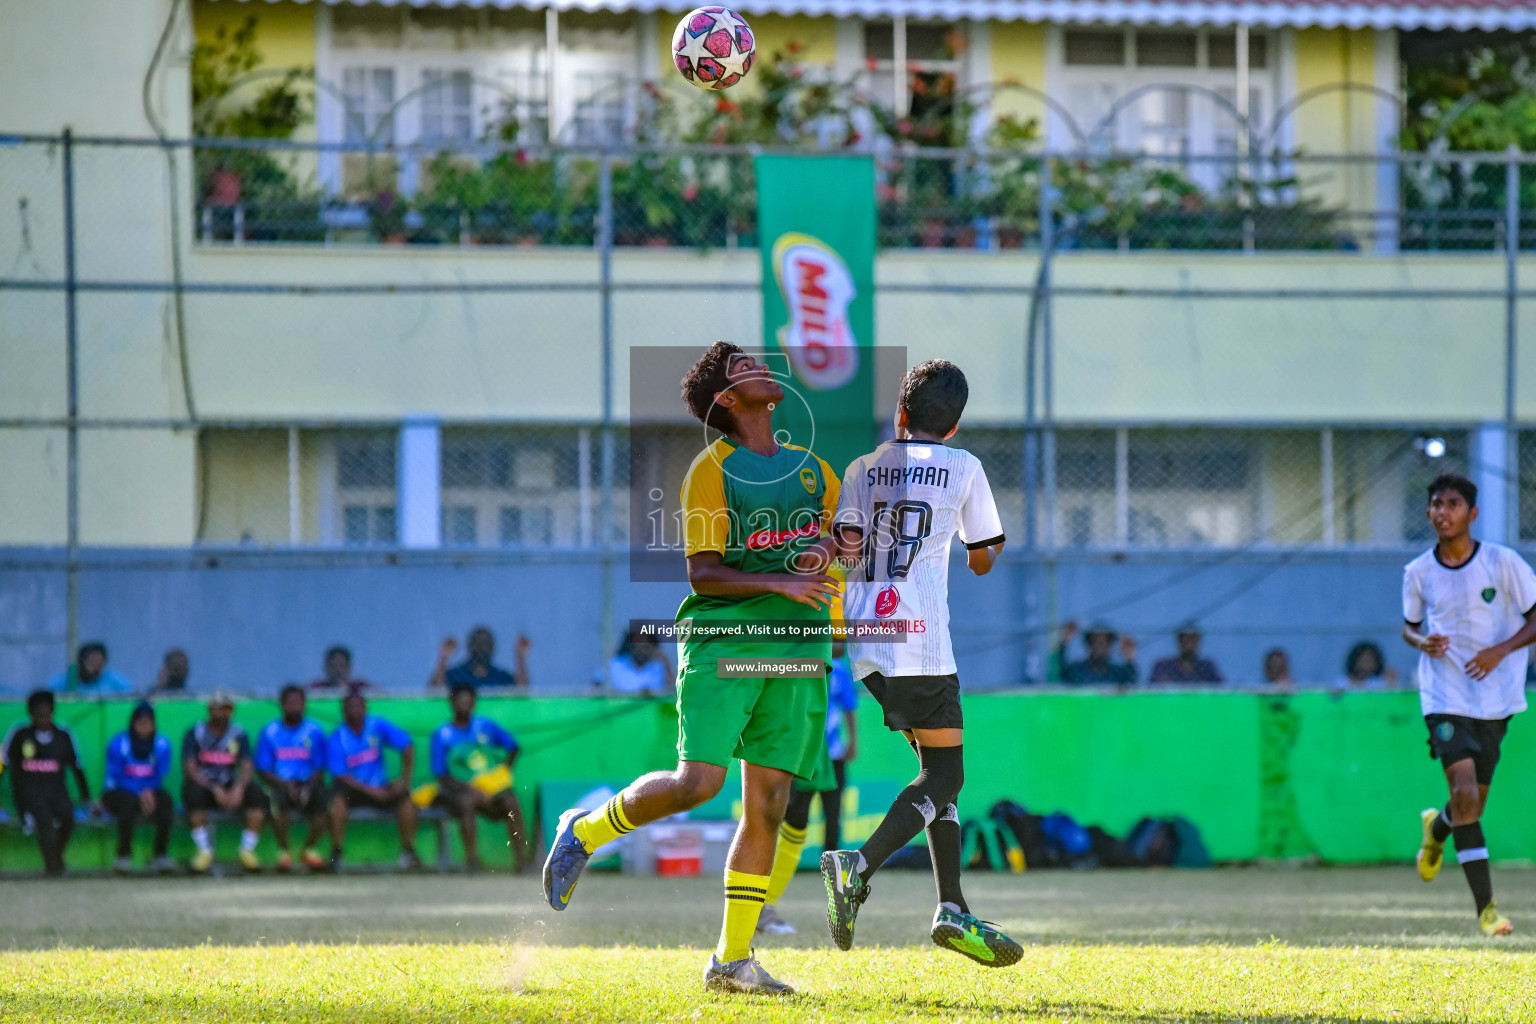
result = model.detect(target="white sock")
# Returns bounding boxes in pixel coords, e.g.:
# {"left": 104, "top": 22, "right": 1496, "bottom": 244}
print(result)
{"left": 191, "top": 826, "right": 212, "bottom": 852}
{"left": 940, "top": 901, "right": 963, "bottom": 915}
{"left": 240, "top": 829, "right": 259, "bottom": 852}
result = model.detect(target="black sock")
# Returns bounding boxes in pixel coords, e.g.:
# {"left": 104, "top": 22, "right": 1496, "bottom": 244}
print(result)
{"left": 926, "top": 801, "right": 968, "bottom": 914}
{"left": 859, "top": 745, "right": 964, "bottom": 883}
{"left": 783, "top": 786, "right": 814, "bottom": 832}
{"left": 1431, "top": 806, "right": 1453, "bottom": 844}
{"left": 1452, "top": 822, "right": 1493, "bottom": 914}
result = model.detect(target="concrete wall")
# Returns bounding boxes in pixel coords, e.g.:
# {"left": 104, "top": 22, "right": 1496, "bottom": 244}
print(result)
{"left": 0, "top": 546, "right": 1433, "bottom": 697}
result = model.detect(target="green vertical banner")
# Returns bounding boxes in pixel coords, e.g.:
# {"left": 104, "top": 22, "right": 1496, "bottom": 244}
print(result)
{"left": 756, "top": 155, "right": 877, "bottom": 477}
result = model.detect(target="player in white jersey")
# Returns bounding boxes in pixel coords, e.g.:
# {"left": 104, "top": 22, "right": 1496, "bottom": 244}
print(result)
{"left": 1402, "top": 474, "right": 1536, "bottom": 937}
{"left": 818, "top": 359, "right": 1021, "bottom": 968}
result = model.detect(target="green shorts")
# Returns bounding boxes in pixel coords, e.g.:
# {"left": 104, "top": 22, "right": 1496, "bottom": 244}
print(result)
{"left": 676, "top": 652, "right": 827, "bottom": 780}
{"left": 794, "top": 743, "right": 837, "bottom": 793}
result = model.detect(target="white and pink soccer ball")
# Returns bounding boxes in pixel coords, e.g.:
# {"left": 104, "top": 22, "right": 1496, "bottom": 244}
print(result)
{"left": 672, "top": 6, "right": 756, "bottom": 91}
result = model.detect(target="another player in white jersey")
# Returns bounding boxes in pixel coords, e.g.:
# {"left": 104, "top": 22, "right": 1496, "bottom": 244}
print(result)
{"left": 1403, "top": 474, "right": 1536, "bottom": 937}
{"left": 819, "top": 359, "right": 1020, "bottom": 967}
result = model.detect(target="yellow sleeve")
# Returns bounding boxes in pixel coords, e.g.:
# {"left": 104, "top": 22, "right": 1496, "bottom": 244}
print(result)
{"left": 681, "top": 451, "right": 731, "bottom": 557}
{"left": 817, "top": 456, "right": 841, "bottom": 534}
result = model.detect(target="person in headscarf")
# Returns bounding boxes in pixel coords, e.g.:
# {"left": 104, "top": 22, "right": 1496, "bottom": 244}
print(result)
{"left": 102, "top": 701, "right": 176, "bottom": 874}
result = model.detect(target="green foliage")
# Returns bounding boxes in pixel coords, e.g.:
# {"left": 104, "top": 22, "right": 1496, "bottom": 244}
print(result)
{"left": 191, "top": 15, "right": 319, "bottom": 241}
{"left": 191, "top": 15, "right": 311, "bottom": 139}
{"left": 412, "top": 152, "right": 597, "bottom": 245}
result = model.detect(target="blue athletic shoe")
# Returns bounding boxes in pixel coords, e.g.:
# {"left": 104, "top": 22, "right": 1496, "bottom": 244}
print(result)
{"left": 542, "top": 807, "right": 591, "bottom": 911}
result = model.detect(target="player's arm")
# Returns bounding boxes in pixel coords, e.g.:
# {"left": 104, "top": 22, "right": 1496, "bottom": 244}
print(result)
{"left": 686, "top": 551, "right": 839, "bottom": 609}
{"left": 394, "top": 743, "right": 416, "bottom": 795}
{"left": 966, "top": 539, "right": 1005, "bottom": 576}
{"left": 1402, "top": 621, "right": 1450, "bottom": 658}
{"left": 958, "top": 463, "right": 1006, "bottom": 577}
{"left": 254, "top": 733, "right": 284, "bottom": 792}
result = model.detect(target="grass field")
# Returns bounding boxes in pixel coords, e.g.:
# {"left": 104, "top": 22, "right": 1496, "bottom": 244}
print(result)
{"left": 3, "top": 867, "right": 1536, "bottom": 1022}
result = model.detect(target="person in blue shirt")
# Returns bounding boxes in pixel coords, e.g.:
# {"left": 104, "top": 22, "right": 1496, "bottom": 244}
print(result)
{"left": 430, "top": 683, "right": 525, "bottom": 872}
{"left": 255, "top": 684, "right": 330, "bottom": 873}
{"left": 101, "top": 701, "right": 175, "bottom": 874}
{"left": 48, "top": 642, "right": 134, "bottom": 696}
{"left": 327, "top": 689, "right": 420, "bottom": 873}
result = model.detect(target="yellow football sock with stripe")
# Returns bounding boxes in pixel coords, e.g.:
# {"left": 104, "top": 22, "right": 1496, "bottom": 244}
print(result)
{"left": 765, "top": 822, "right": 807, "bottom": 905}
{"left": 717, "top": 869, "right": 772, "bottom": 962}
{"left": 572, "top": 794, "right": 634, "bottom": 854}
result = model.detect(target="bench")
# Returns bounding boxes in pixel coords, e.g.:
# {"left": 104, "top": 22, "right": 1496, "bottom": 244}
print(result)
{"left": 0, "top": 804, "right": 457, "bottom": 872}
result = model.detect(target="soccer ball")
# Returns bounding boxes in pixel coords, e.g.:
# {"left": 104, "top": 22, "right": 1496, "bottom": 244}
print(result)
{"left": 672, "top": 7, "right": 755, "bottom": 91}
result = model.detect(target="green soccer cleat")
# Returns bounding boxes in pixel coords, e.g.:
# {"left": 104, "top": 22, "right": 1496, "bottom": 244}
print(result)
{"left": 820, "top": 850, "right": 870, "bottom": 951}
{"left": 931, "top": 906, "right": 1024, "bottom": 968}
{"left": 702, "top": 953, "right": 794, "bottom": 995}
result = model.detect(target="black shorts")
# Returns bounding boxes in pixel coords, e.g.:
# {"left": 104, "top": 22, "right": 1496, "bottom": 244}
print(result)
{"left": 337, "top": 786, "right": 406, "bottom": 811}
{"left": 271, "top": 781, "right": 330, "bottom": 817}
{"left": 1425, "top": 714, "right": 1511, "bottom": 786}
{"left": 183, "top": 780, "right": 270, "bottom": 815}
{"left": 861, "top": 671, "right": 963, "bottom": 732}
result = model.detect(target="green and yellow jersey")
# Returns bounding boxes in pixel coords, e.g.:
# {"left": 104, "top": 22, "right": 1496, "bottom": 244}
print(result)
{"left": 677, "top": 438, "right": 840, "bottom": 660}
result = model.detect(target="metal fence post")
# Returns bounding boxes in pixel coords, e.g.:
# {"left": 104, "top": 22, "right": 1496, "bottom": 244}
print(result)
{"left": 1506, "top": 146, "right": 1520, "bottom": 540}
{"left": 62, "top": 127, "right": 80, "bottom": 666}
{"left": 1040, "top": 156, "right": 1059, "bottom": 663}
{"left": 598, "top": 152, "right": 616, "bottom": 687}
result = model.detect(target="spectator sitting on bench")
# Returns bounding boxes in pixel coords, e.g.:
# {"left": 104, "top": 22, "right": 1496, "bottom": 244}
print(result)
{"left": 102, "top": 701, "right": 175, "bottom": 874}
{"left": 328, "top": 688, "right": 420, "bottom": 873}
{"left": 183, "top": 691, "right": 268, "bottom": 874}
{"left": 48, "top": 641, "right": 133, "bottom": 696}
{"left": 4, "top": 690, "right": 92, "bottom": 877}
{"left": 152, "top": 649, "right": 191, "bottom": 693}
{"left": 429, "top": 683, "right": 527, "bottom": 872}
{"left": 309, "top": 645, "right": 372, "bottom": 692}
{"left": 429, "top": 627, "right": 530, "bottom": 690}
{"left": 256, "top": 684, "right": 331, "bottom": 873}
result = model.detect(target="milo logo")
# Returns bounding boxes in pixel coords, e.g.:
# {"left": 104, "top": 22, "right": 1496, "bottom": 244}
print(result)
{"left": 772, "top": 232, "right": 859, "bottom": 390}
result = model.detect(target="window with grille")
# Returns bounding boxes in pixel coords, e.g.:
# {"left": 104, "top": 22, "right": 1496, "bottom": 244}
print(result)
{"left": 1057, "top": 26, "right": 1273, "bottom": 175}
{"left": 421, "top": 69, "right": 475, "bottom": 145}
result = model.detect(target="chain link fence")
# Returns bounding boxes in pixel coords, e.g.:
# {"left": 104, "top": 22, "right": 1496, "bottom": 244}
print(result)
{"left": 0, "top": 132, "right": 1533, "bottom": 693}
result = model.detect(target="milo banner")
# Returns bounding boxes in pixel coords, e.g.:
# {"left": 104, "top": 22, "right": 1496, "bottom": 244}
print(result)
{"left": 755, "top": 155, "right": 878, "bottom": 477}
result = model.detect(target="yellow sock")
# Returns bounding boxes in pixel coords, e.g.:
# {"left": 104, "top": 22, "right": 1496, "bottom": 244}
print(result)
{"left": 717, "top": 869, "right": 771, "bottom": 962}
{"left": 765, "top": 822, "right": 807, "bottom": 905}
{"left": 572, "top": 794, "right": 634, "bottom": 854}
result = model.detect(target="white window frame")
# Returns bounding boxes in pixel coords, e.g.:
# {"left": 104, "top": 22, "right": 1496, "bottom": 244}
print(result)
{"left": 1045, "top": 23, "right": 1284, "bottom": 185}
{"left": 314, "top": 5, "right": 637, "bottom": 195}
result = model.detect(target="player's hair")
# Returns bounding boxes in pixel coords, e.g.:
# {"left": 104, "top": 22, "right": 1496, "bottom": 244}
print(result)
{"left": 26, "top": 689, "right": 53, "bottom": 713}
{"left": 898, "top": 360, "right": 969, "bottom": 437}
{"left": 77, "top": 641, "right": 107, "bottom": 663}
{"left": 325, "top": 645, "right": 351, "bottom": 663}
{"left": 1427, "top": 473, "right": 1477, "bottom": 508}
{"left": 279, "top": 682, "right": 305, "bottom": 703}
{"left": 449, "top": 681, "right": 477, "bottom": 701}
{"left": 680, "top": 341, "right": 744, "bottom": 434}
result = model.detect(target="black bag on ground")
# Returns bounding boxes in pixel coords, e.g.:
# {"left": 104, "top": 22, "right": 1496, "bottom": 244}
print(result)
{"left": 988, "top": 800, "right": 1049, "bottom": 867}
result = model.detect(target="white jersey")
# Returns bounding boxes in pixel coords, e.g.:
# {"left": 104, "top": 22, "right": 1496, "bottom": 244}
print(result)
{"left": 1402, "top": 540, "right": 1536, "bottom": 720}
{"left": 836, "top": 441, "right": 1004, "bottom": 679}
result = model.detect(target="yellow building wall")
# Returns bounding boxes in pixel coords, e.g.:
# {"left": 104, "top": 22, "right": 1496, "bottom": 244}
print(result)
{"left": 191, "top": 0, "right": 317, "bottom": 140}
{"left": 989, "top": 21, "right": 1048, "bottom": 137}
{"left": 79, "top": 430, "right": 199, "bottom": 545}
{"left": 1291, "top": 28, "right": 1383, "bottom": 215}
